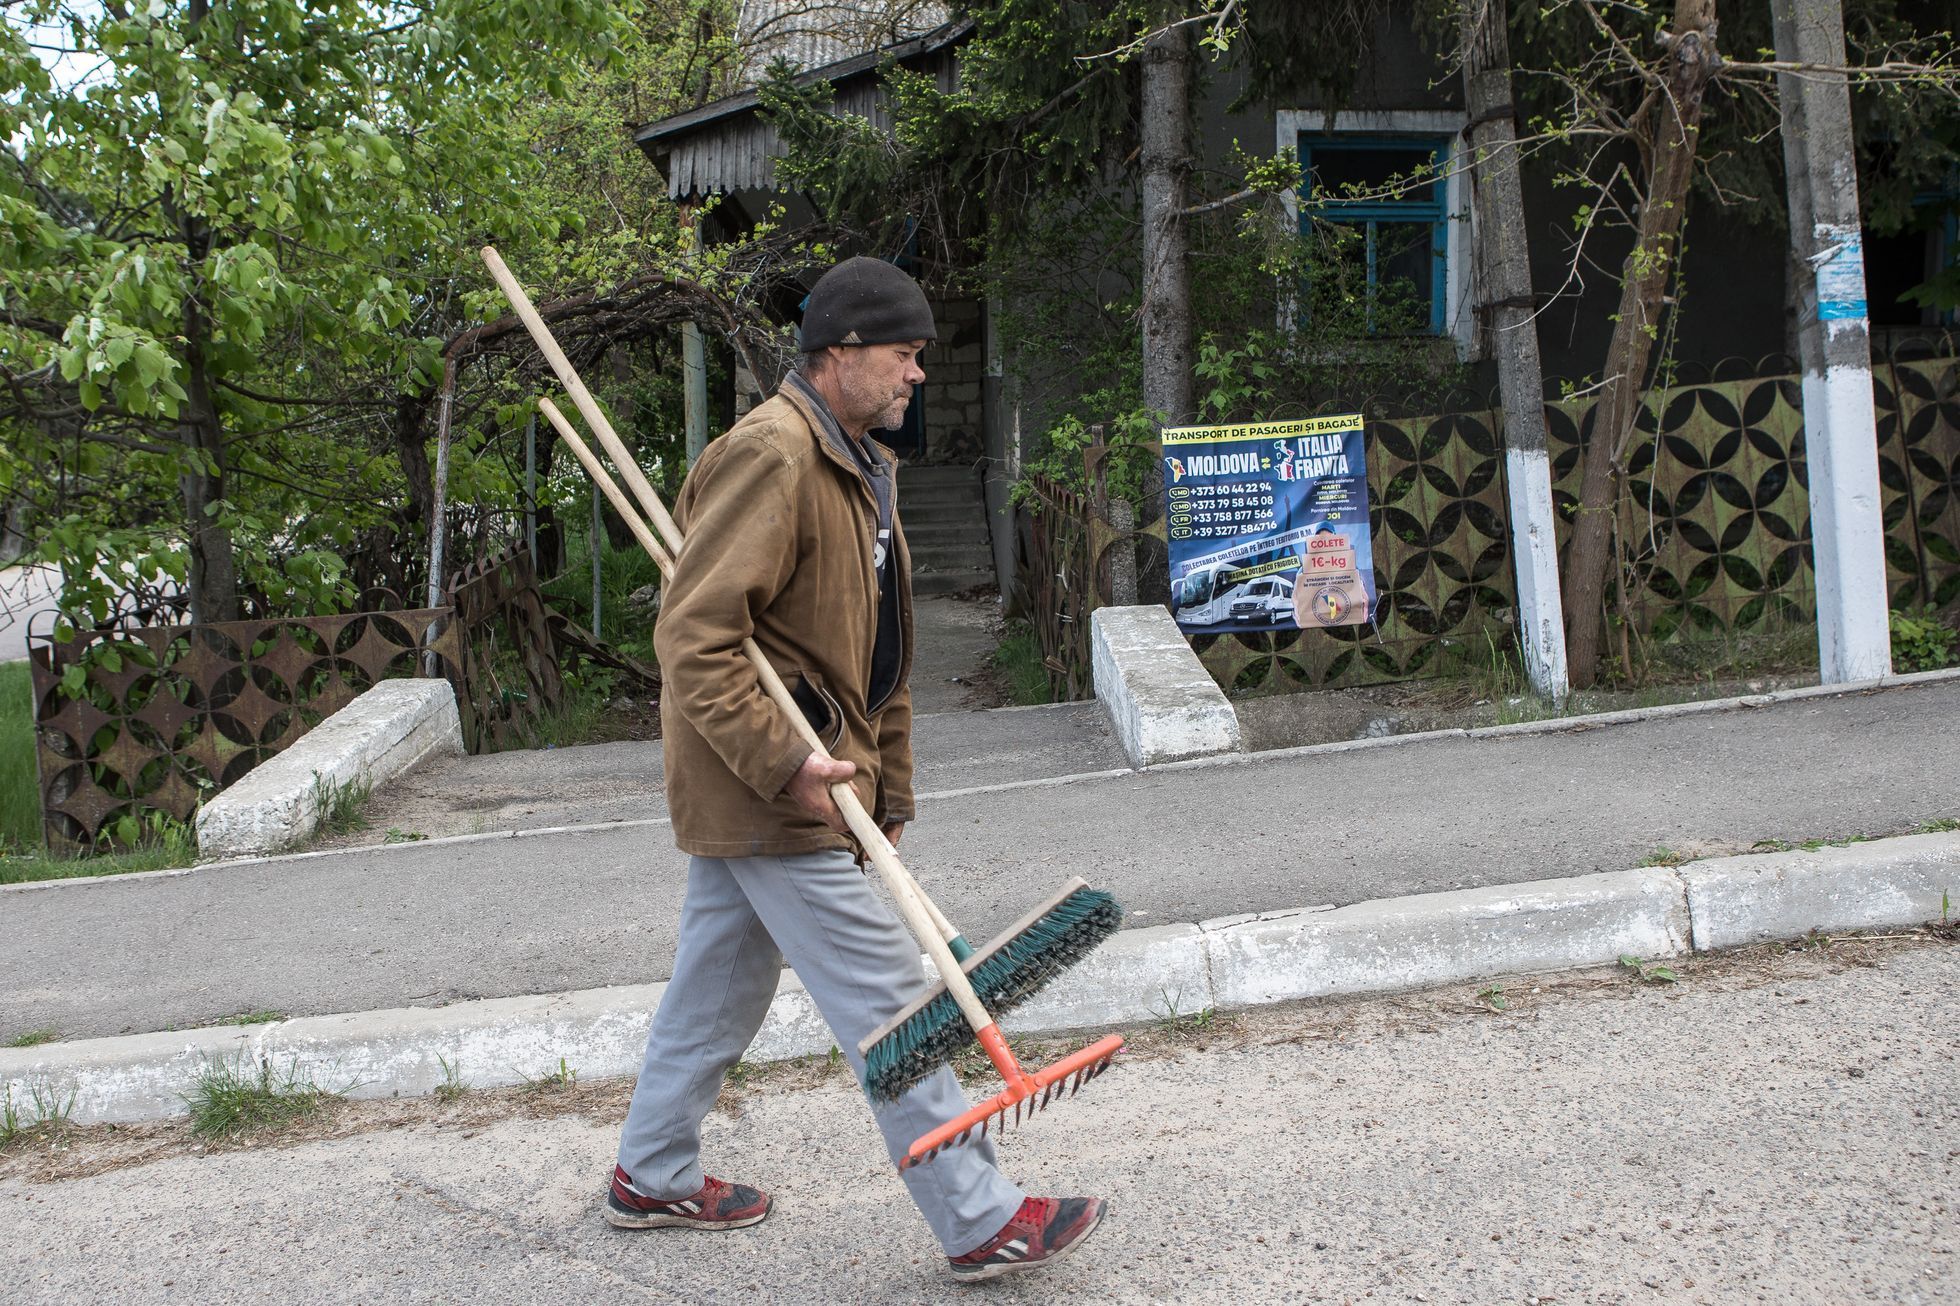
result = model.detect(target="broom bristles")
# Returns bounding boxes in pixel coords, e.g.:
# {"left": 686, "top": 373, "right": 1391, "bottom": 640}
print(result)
{"left": 860, "top": 883, "right": 1122, "bottom": 1102}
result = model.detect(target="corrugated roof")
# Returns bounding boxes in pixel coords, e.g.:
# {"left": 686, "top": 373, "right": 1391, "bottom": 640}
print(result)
{"left": 635, "top": 15, "right": 970, "bottom": 200}
{"left": 737, "top": 0, "right": 951, "bottom": 79}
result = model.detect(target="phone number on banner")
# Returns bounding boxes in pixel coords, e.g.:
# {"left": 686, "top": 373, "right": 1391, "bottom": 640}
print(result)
{"left": 1168, "top": 481, "right": 1275, "bottom": 539}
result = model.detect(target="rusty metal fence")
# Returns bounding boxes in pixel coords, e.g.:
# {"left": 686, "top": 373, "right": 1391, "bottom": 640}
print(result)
{"left": 28, "top": 546, "right": 564, "bottom": 852}
{"left": 1019, "top": 351, "right": 1960, "bottom": 699}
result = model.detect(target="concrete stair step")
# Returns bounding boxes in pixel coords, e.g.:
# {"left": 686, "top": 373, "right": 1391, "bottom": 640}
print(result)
{"left": 910, "top": 538, "right": 993, "bottom": 564}
{"left": 910, "top": 568, "right": 997, "bottom": 596}
{"left": 901, "top": 486, "right": 995, "bottom": 509}
{"left": 895, "top": 464, "right": 984, "bottom": 485}
{"left": 904, "top": 522, "right": 990, "bottom": 547}
{"left": 901, "top": 499, "right": 987, "bottom": 522}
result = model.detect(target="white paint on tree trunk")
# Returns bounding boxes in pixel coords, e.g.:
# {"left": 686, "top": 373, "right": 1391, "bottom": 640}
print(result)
{"left": 1801, "top": 355, "right": 1891, "bottom": 682}
{"left": 1504, "top": 444, "right": 1569, "bottom": 696}
{"left": 1774, "top": 0, "right": 1893, "bottom": 685}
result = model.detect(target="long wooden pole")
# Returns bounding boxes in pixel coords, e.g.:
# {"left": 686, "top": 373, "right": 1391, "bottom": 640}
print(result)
{"left": 533, "top": 397, "right": 979, "bottom": 1025}
{"left": 481, "top": 245, "right": 987, "bottom": 1013}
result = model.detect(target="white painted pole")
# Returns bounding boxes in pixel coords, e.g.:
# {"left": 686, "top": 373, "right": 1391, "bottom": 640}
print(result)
{"left": 1773, "top": 0, "right": 1892, "bottom": 682}
{"left": 682, "top": 212, "right": 710, "bottom": 465}
{"left": 1461, "top": 0, "right": 1569, "bottom": 699}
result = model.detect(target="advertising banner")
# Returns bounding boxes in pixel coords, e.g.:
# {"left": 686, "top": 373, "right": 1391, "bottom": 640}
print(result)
{"left": 1161, "top": 413, "right": 1375, "bottom": 635}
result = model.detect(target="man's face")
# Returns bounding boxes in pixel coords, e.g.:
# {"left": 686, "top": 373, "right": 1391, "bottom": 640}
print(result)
{"left": 830, "top": 340, "right": 927, "bottom": 432}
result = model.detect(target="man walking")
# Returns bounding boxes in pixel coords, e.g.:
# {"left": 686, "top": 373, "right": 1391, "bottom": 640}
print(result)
{"left": 606, "top": 257, "right": 1107, "bottom": 1281}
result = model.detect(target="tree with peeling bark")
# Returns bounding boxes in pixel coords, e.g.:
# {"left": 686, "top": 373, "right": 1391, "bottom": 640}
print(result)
{"left": 1559, "top": 0, "right": 1724, "bottom": 689}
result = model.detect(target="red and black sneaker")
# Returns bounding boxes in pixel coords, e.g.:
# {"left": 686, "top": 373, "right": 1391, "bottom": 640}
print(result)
{"left": 604, "top": 1166, "right": 772, "bottom": 1231}
{"left": 948, "top": 1196, "right": 1108, "bottom": 1282}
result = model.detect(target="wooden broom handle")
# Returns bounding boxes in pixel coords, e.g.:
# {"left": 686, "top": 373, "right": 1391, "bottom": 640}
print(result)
{"left": 485, "top": 260, "right": 963, "bottom": 949}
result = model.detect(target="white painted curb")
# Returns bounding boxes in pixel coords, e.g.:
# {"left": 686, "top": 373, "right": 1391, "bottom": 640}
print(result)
{"left": 195, "top": 678, "right": 464, "bottom": 859}
{"left": 8, "top": 832, "right": 1953, "bottom": 1127}
{"left": 1091, "top": 605, "right": 1240, "bottom": 767}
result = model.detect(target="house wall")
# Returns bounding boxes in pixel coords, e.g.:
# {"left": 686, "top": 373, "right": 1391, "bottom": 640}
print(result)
{"left": 919, "top": 296, "right": 987, "bottom": 464}
{"left": 1242, "top": 8, "right": 1793, "bottom": 391}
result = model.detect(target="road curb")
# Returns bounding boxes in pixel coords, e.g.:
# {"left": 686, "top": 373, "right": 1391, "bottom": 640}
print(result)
{"left": 7, "top": 831, "right": 1954, "bottom": 1126}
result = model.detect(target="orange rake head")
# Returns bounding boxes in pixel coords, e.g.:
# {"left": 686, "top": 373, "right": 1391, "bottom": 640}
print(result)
{"left": 899, "top": 1029, "right": 1124, "bottom": 1171}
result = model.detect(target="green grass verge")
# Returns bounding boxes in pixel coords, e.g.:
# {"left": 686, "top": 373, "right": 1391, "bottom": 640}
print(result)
{"left": 0, "top": 660, "right": 202, "bottom": 884}
{"left": 0, "top": 661, "right": 36, "bottom": 854}
{"left": 992, "top": 621, "right": 1053, "bottom": 706}
{"left": 0, "top": 824, "right": 196, "bottom": 885}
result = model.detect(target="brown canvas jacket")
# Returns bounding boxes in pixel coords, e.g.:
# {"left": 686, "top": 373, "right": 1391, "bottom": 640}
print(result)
{"left": 654, "top": 382, "right": 915, "bottom": 857}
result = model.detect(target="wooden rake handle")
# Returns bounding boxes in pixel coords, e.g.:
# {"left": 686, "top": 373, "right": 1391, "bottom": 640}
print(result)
{"left": 480, "top": 248, "right": 1000, "bottom": 1047}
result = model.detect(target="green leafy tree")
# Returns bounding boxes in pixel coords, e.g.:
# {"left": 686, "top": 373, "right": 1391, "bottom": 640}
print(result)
{"left": 0, "top": 0, "right": 626, "bottom": 626}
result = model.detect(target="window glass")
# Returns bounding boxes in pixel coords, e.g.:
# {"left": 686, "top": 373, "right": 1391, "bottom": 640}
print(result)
{"left": 1299, "top": 133, "right": 1451, "bottom": 336}
{"left": 1310, "top": 146, "right": 1438, "bottom": 204}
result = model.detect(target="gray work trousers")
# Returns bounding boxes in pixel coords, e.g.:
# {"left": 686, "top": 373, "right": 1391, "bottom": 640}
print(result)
{"left": 615, "top": 850, "right": 1025, "bottom": 1256}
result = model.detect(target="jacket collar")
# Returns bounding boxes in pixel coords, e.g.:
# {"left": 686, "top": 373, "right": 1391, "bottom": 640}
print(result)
{"left": 778, "top": 371, "right": 890, "bottom": 487}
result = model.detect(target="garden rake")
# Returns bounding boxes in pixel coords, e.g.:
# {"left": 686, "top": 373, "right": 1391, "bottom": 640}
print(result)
{"left": 480, "top": 245, "right": 1123, "bottom": 1170}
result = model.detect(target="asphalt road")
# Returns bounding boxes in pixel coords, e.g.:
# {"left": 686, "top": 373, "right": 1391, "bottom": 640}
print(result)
{"left": 3, "top": 679, "right": 1957, "bottom": 1042}
{"left": 2, "top": 940, "right": 1952, "bottom": 1303}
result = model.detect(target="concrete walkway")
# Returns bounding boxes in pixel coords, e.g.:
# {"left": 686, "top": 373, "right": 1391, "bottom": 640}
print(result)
{"left": 3, "top": 677, "right": 1956, "bottom": 1043}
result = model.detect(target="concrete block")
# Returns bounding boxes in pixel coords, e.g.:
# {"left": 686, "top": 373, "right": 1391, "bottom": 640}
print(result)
{"left": 264, "top": 983, "right": 665, "bottom": 1103}
{"left": 1679, "top": 832, "right": 1960, "bottom": 950}
{"left": 1091, "top": 605, "right": 1240, "bottom": 768}
{"left": 197, "top": 678, "right": 464, "bottom": 859}
{"left": 0, "top": 1024, "right": 256, "bottom": 1125}
{"left": 1000, "top": 924, "right": 1211, "bottom": 1034}
{"left": 1204, "top": 870, "right": 1690, "bottom": 1009}
{"left": 941, "top": 382, "right": 981, "bottom": 404}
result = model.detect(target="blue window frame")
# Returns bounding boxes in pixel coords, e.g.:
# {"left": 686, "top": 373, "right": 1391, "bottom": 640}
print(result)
{"left": 1297, "top": 133, "right": 1451, "bottom": 335}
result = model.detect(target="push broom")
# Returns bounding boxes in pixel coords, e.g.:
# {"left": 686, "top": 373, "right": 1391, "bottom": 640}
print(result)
{"left": 481, "top": 247, "right": 1123, "bottom": 1167}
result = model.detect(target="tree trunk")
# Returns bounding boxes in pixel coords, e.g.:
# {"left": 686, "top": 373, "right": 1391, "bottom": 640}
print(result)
{"left": 1562, "top": 0, "right": 1720, "bottom": 687}
{"left": 1460, "top": 0, "right": 1569, "bottom": 699}
{"left": 1139, "top": 17, "right": 1194, "bottom": 428}
{"left": 178, "top": 295, "right": 238, "bottom": 624}
{"left": 174, "top": 0, "right": 238, "bottom": 624}
{"left": 1772, "top": 0, "right": 1890, "bottom": 680}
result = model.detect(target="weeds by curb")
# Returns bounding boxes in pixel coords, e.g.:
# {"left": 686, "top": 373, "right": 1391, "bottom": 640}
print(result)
{"left": 183, "top": 1054, "right": 343, "bottom": 1139}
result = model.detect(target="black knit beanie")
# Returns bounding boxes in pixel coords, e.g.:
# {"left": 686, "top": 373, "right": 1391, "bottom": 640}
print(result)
{"left": 797, "top": 257, "right": 937, "bottom": 351}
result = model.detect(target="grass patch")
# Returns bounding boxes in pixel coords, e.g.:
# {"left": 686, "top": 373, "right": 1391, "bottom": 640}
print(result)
{"left": 540, "top": 535, "right": 665, "bottom": 664}
{"left": 5, "top": 1027, "right": 58, "bottom": 1048}
{"left": 0, "top": 1080, "right": 76, "bottom": 1148}
{"left": 183, "top": 1054, "right": 340, "bottom": 1140}
{"left": 992, "top": 621, "right": 1053, "bottom": 706}
{"left": 0, "top": 821, "right": 197, "bottom": 885}
{"left": 310, "top": 774, "right": 372, "bottom": 838}
{"left": 0, "top": 661, "right": 35, "bottom": 855}
{"left": 512, "top": 675, "right": 616, "bottom": 749}
{"left": 213, "top": 1010, "right": 285, "bottom": 1027}
{"left": 1638, "top": 847, "right": 1688, "bottom": 868}
{"left": 433, "top": 1054, "right": 469, "bottom": 1104}
{"left": 518, "top": 1056, "right": 578, "bottom": 1094}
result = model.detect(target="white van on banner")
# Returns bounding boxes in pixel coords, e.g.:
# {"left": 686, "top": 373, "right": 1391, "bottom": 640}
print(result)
{"left": 1161, "top": 413, "right": 1376, "bottom": 635}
